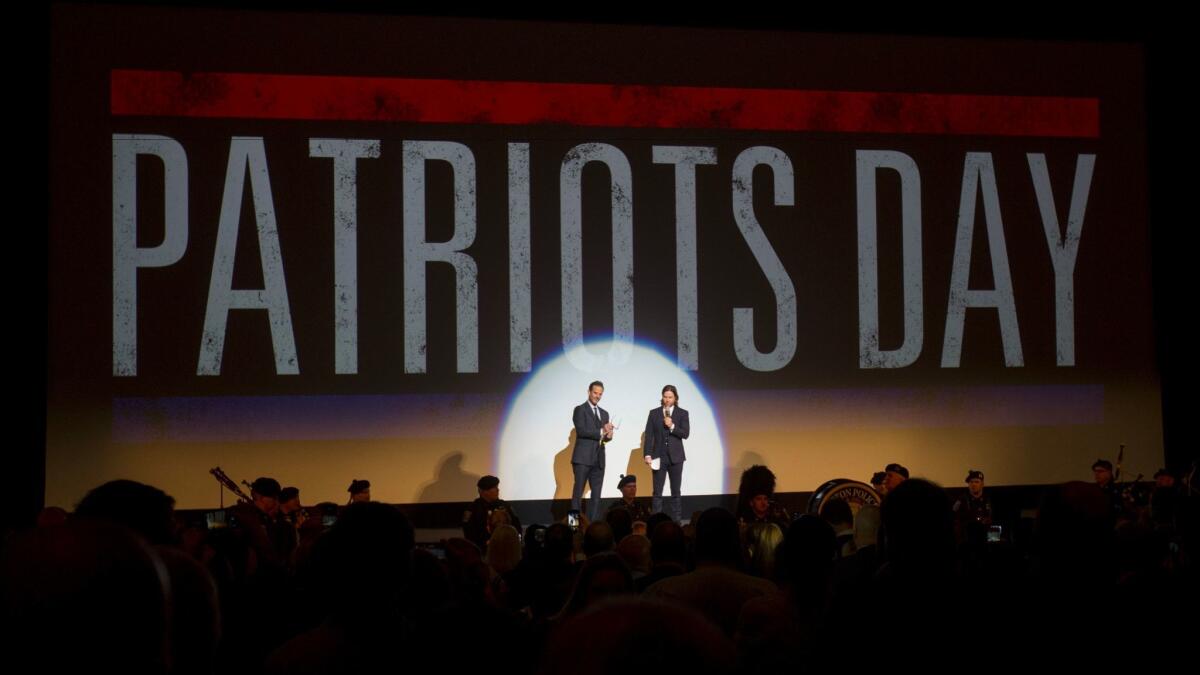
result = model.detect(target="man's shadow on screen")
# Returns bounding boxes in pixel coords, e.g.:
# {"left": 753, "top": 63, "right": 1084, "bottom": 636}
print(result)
{"left": 416, "top": 452, "right": 481, "bottom": 504}
{"left": 725, "top": 450, "right": 767, "bottom": 495}
{"left": 622, "top": 433, "right": 653, "bottom": 497}
{"left": 550, "top": 430, "right": 654, "bottom": 522}
{"left": 551, "top": 429, "right": 575, "bottom": 521}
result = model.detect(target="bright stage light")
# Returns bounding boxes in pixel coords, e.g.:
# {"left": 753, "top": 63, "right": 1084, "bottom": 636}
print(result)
{"left": 496, "top": 340, "right": 726, "bottom": 501}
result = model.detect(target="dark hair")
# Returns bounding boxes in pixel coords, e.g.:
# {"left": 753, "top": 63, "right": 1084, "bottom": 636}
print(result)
{"left": 279, "top": 487, "right": 300, "bottom": 502}
{"left": 583, "top": 521, "right": 616, "bottom": 558}
{"left": 348, "top": 479, "right": 370, "bottom": 495}
{"left": 694, "top": 507, "right": 741, "bottom": 566}
{"left": 821, "top": 498, "right": 854, "bottom": 527}
{"left": 557, "top": 552, "right": 633, "bottom": 617}
{"left": 605, "top": 507, "right": 634, "bottom": 543}
{"left": 543, "top": 523, "right": 575, "bottom": 563}
{"left": 589, "top": 380, "right": 604, "bottom": 391}
{"left": 250, "top": 477, "right": 282, "bottom": 498}
{"left": 540, "top": 598, "right": 737, "bottom": 675}
{"left": 649, "top": 520, "right": 687, "bottom": 564}
{"left": 74, "top": 480, "right": 177, "bottom": 546}
{"left": 2, "top": 521, "right": 172, "bottom": 672}
{"left": 662, "top": 384, "right": 679, "bottom": 401}
{"left": 315, "top": 502, "right": 414, "bottom": 620}
{"left": 880, "top": 479, "right": 954, "bottom": 572}
{"left": 780, "top": 515, "right": 837, "bottom": 585}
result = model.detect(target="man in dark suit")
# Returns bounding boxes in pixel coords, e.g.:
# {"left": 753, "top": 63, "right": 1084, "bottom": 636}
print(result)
{"left": 643, "top": 384, "right": 689, "bottom": 522}
{"left": 572, "top": 380, "right": 614, "bottom": 523}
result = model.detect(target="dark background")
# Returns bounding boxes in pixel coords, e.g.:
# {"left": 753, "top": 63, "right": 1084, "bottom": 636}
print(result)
{"left": 17, "top": 3, "right": 1190, "bottom": 531}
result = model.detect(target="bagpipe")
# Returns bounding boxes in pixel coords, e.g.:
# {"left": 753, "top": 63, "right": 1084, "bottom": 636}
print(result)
{"left": 209, "top": 466, "right": 252, "bottom": 505}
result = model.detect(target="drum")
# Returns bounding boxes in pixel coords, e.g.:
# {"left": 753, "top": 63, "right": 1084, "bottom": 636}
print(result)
{"left": 806, "top": 478, "right": 881, "bottom": 516}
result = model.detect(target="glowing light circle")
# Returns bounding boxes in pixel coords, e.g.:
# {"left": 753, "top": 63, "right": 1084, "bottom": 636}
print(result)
{"left": 497, "top": 340, "right": 725, "bottom": 502}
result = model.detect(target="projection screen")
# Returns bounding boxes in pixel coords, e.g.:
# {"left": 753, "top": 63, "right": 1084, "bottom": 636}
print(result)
{"left": 48, "top": 6, "right": 1160, "bottom": 508}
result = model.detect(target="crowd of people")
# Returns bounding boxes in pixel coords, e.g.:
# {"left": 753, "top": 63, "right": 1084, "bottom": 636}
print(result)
{"left": 3, "top": 460, "right": 1196, "bottom": 673}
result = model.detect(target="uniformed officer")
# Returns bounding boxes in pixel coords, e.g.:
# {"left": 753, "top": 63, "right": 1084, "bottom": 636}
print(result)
{"left": 736, "top": 465, "right": 791, "bottom": 530}
{"left": 462, "top": 475, "right": 522, "bottom": 551}
{"left": 952, "top": 469, "right": 993, "bottom": 545}
{"left": 607, "top": 474, "right": 651, "bottom": 523}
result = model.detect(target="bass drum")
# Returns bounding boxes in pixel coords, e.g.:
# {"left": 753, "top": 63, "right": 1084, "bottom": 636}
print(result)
{"left": 806, "top": 478, "right": 881, "bottom": 516}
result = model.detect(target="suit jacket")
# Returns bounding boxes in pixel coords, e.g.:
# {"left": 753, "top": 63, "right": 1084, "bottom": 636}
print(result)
{"left": 643, "top": 405, "right": 689, "bottom": 465}
{"left": 572, "top": 401, "right": 610, "bottom": 468}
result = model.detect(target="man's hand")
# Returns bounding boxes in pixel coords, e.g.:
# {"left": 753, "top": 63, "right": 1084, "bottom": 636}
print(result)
{"left": 644, "top": 454, "right": 653, "bottom": 467}
{"left": 663, "top": 414, "right": 674, "bottom": 430}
